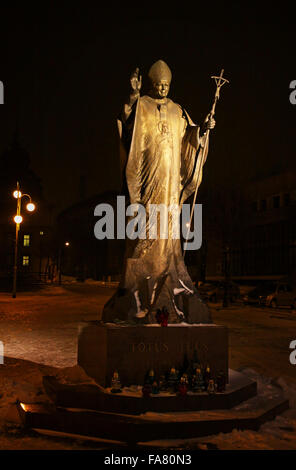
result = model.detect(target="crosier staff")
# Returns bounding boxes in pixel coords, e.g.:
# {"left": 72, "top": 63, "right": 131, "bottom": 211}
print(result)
{"left": 183, "top": 69, "right": 229, "bottom": 256}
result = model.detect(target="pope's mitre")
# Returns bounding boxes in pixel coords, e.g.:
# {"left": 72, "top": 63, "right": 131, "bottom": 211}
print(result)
{"left": 148, "top": 60, "right": 172, "bottom": 84}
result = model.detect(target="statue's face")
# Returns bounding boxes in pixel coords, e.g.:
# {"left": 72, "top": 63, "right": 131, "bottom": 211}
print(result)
{"left": 152, "top": 79, "right": 170, "bottom": 98}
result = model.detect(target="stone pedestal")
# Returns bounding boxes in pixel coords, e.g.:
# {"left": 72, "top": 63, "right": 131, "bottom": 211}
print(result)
{"left": 78, "top": 322, "right": 228, "bottom": 387}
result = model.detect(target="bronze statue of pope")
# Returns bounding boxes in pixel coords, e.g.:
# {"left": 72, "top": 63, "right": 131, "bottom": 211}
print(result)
{"left": 102, "top": 60, "right": 215, "bottom": 324}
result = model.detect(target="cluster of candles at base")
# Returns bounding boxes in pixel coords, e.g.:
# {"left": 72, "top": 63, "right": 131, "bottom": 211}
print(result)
{"left": 110, "top": 365, "right": 226, "bottom": 397}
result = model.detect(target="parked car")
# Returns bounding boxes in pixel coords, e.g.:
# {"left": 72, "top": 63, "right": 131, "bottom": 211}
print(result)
{"left": 206, "top": 281, "right": 240, "bottom": 303}
{"left": 243, "top": 283, "right": 276, "bottom": 306}
{"left": 265, "top": 282, "right": 296, "bottom": 309}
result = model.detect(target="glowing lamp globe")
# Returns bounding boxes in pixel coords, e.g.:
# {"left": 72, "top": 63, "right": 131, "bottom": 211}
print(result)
{"left": 14, "top": 215, "right": 23, "bottom": 224}
{"left": 26, "top": 202, "right": 35, "bottom": 212}
{"left": 13, "top": 190, "right": 22, "bottom": 199}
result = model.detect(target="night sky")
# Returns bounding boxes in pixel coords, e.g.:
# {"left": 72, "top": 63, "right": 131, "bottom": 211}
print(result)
{"left": 0, "top": 5, "right": 295, "bottom": 214}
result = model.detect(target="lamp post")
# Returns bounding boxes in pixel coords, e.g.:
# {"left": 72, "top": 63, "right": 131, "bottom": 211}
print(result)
{"left": 222, "top": 245, "right": 230, "bottom": 308}
{"left": 39, "top": 231, "right": 44, "bottom": 280}
{"left": 58, "top": 241, "right": 70, "bottom": 285}
{"left": 12, "top": 182, "right": 36, "bottom": 298}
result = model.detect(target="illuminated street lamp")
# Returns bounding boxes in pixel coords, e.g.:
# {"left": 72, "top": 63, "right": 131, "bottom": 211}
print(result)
{"left": 12, "top": 181, "right": 36, "bottom": 298}
{"left": 14, "top": 215, "right": 23, "bottom": 224}
{"left": 26, "top": 202, "right": 35, "bottom": 212}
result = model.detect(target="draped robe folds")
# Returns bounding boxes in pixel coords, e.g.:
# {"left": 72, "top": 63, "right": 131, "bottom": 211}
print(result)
{"left": 102, "top": 95, "right": 212, "bottom": 324}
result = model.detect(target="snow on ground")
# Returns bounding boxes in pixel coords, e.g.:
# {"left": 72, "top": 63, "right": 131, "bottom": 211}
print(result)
{"left": 0, "top": 283, "right": 109, "bottom": 368}
{"left": 0, "top": 283, "right": 296, "bottom": 449}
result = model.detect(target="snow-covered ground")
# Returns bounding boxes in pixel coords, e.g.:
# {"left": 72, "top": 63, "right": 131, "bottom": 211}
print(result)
{"left": 0, "top": 283, "right": 296, "bottom": 450}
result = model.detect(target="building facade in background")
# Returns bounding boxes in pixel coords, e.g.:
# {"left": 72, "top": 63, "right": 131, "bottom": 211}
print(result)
{"left": 0, "top": 134, "right": 56, "bottom": 290}
{"left": 204, "top": 171, "right": 296, "bottom": 280}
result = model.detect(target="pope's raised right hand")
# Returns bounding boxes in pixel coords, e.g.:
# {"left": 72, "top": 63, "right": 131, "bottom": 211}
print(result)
{"left": 130, "top": 68, "right": 142, "bottom": 94}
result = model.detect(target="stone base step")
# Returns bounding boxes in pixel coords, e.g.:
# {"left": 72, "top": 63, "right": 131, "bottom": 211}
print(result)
{"left": 16, "top": 395, "right": 289, "bottom": 443}
{"left": 42, "top": 369, "right": 257, "bottom": 414}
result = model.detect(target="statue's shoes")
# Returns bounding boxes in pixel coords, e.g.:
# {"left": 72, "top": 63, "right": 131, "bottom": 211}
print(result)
{"left": 135, "top": 309, "right": 149, "bottom": 319}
